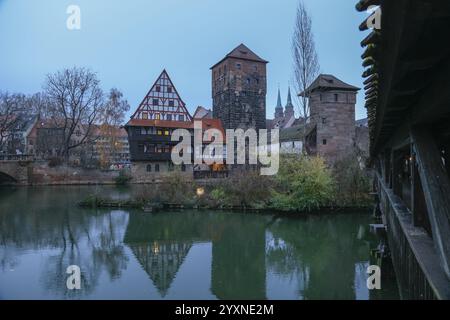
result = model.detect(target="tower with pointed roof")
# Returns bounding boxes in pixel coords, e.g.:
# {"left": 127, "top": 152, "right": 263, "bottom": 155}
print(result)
{"left": 211, "top": 44, "right": 268, "bottom": 131}
{"left": 274, "top": 88, "right": 284, "bottom": 119}
{"left": 301, "top": 74, "right": 360, "bottom": 161}
{"left": 284, "top": 87, "right": 295, "bottom": 119}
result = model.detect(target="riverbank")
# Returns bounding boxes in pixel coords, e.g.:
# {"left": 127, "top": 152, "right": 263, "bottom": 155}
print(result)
{"left": 78, "top": 195, "right": 372, "bottom": 215}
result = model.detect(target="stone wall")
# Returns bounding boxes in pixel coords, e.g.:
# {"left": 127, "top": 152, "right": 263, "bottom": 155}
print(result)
{"left": 309, "top": 91, "right": 357, "bottom": 161}
{"left": 130, "top": 161, "right": 194, "bottom": 184}
{"left": 30, "top": 162, "right": 120, "bottom": 185}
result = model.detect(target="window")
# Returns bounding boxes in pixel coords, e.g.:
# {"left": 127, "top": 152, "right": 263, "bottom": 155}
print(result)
{"left": 166, "top": 114, "right": 172, "bottom": 121}
{"left": 323, "top": 139, "right": 327, "bottom": 145}
{"left": 334, "top": 94, "right": 339, "bottom": 102}
{"left": 157, "top": 129, "right": 163, "bottom": 136}
{"left": 167, "top": 86, "right": 172, "bottom": 93}
{"left": 179, "top": 115, "right": 184, "bottom": 121}
{"left": 142, "top": 112, "right": 148, "bottom": 120}
{"left": 155, "top": 164, "right": 160, "bottom": 172}
{"left": 155, "top": 113, "right": 160, "bottom": 120}
{"left": 236, "top": 63, "right": 241, "bottom": 70}
{"left": 322, "top": 117, "right": 326, "bottom": 125}
{"left": 146, "top": 165, "right": 152, "bottom": 172}
{"left": 153, "top": 99, "right": 159, "bottom": 105}
{"left": 320, "top": 94, "right": 323, "bottom": 101}
{"left": 169, "top": 100, "right": 174, "bottom": 107}
{"left": 164, "top": 130, "right": 170, "bottom": 136}
{"left": 156, "top": 86, "right": 161, "bottom": 92}
{"left": 253, "top": 65, "right": 258, "bottom": 72}
{"left": 246, "top": 78, "right": 251, "bottom": 85}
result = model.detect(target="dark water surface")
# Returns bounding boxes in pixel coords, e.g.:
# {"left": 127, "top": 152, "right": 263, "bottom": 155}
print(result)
{"left": 0, "top": 186, "right": 399, "bottom": 300}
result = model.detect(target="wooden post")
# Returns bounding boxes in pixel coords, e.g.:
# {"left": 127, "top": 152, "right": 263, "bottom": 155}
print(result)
{"left": 411, "top": 127, "right": 450, "bottom": 279}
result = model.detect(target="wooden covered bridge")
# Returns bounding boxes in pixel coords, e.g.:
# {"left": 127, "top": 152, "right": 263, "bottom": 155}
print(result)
{"left": 357, "top": 0, "right": 450, "bottom": 299}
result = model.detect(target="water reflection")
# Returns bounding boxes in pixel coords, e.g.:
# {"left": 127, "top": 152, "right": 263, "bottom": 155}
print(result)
{"left": 0, "top": 186, "right": 399, "bottom": 300}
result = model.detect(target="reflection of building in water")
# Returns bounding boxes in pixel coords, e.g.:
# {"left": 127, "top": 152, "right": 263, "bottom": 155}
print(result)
{"left": 129, "top": 241, "right": 192, "bottom": 297}
{"left": 211, "top": 215, "right": 267, "bottom": 300}
{"left": 124, "top": 212, "right": 268, "bottom": 299}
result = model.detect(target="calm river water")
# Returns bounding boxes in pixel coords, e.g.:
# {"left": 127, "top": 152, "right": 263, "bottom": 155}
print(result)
{"left": 0, "top": 186, "right": 399, "bottom": 300}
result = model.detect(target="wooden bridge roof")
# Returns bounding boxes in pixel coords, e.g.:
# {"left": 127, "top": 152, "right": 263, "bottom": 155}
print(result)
{"left": 356, "top": 0, "right": 450, "bottom": 157}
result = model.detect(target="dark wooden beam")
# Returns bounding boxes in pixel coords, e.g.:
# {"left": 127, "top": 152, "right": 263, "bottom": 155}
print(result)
{"left": 412, "top": 127, "right": 450, "bottom": 279}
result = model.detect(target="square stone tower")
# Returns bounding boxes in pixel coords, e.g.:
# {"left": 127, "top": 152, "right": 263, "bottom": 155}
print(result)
{"left": 302, "top": 74, "right": 360, "bottom": 161}
{"left": 211, "top": 44, "right": 268, "bottom": 131}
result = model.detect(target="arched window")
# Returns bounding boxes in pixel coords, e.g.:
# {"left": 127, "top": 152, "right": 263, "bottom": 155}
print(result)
{"left": 146, "top": 164, "right": 152, "bottom": 172}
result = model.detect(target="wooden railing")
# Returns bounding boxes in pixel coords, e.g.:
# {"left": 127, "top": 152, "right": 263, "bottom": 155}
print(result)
{"left": 194, "top": 171, "right": 229, "bottom": 180}
{"left": 375, "top": 172, "right": 450, "bottom": 299}
{"left": 0, "top": 154, "right": 33, "bottom": 162}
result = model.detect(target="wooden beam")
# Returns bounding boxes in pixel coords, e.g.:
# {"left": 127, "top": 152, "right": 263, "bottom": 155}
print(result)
{"left": 412, "top": 127, "right": 450, "bottom": 279}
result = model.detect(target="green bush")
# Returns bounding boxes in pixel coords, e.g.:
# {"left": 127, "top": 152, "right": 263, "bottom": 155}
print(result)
{"left": 271, "top": 155, "right": 335, "bottom": 212}
{"left": 332, "top": 152, "right": 372, "bottom": 206}
{"left": 114, "top": 169, "right": 132, "bottom": 185}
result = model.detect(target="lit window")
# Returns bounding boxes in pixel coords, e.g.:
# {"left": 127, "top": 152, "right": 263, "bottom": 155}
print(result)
{"left": 155, "top": 113, "right": 160, "bottom": 120}
{"left": 142, "top": 112, "right": 148, "bottom": 120}
{"left": 157, "top": 129, "right": 163, "bottom": 136}
{"left": 164, "top": 130, "right": 169, "bottom": 136}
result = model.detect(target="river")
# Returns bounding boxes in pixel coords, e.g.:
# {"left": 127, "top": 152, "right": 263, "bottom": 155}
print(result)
{"left": 0, "top": 186, "right": 399, "bottom": 300}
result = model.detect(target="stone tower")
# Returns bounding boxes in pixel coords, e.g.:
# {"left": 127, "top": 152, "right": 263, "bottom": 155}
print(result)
{"left": 284, "top": 87, "right": 295, "bottom": 119}
{"left": 302, "top": 74, "right": 360, "bottom": 161}
{"left": 274, "top": 88, "right": 284, "bottom": 119}
{"left": 211, "top": 44, "right": 268, "bottom": 131}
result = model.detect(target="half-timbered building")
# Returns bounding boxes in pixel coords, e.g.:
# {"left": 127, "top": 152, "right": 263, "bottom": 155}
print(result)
{"left": 125, "top": 70, "right": 226, "bottom": 181}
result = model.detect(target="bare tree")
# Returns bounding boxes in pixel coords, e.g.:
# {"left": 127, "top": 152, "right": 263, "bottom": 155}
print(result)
{"left": 44, "top": 67, "right": 104, "bottom": 160}
{"left": 0, "top": 92, "right": 23, "bottom": 153}
{"left": 97, "top": 89, "right": 130, "bottom": 167}
{"left": 292, "top": 1, "right": 320, "bottom": 147}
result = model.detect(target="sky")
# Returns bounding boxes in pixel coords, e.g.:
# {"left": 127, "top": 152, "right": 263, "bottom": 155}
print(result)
{"left": 0, "top": 0, "right": 370, "bottom": 120}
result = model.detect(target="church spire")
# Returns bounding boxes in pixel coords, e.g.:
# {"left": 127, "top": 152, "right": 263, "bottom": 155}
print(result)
{"left": 276, "top": 87, "right": 282, "bottom": 108}
{"left": 274, "top": 87, "right": 284, "bottom": 119}
{"left": 284, "top": 86, "right": 295, "bottom": 119}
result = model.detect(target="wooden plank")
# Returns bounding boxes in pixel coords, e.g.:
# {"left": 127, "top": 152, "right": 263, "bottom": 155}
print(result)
{"left": 411, "top": 127, "right": 450, "bottom": 279}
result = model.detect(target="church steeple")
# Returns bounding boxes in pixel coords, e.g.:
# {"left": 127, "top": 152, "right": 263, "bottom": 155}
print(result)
{"left": 284, "top": 86, "right": 295, "bottom": 119}
{"left": 274, "top": 87, "right": 284, "bottom": 119}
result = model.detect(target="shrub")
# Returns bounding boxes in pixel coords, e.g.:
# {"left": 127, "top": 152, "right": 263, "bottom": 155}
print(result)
{"left": 271, "top": 155, "right": 335, "bottom": 212}
{"left": 332, "top": 151, "right": 372, "bottom": 206}
{"left": 48, "top": 157, "right": 63, "bottom": 167}
{"left": 114, "top": 169, "right": 132, "bottom": 185}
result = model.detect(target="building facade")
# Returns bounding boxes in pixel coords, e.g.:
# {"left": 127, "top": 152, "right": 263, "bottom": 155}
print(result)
{"left": 125, "top": 70, "right": 225, "bottom": 181}
{"left": 211, "top": 44, "right": 268, "bottom": 131}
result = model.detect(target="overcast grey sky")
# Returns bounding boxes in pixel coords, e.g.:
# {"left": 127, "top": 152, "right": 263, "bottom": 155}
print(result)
{"left": 0, "top": 0, "right": 370, "bottom": 120}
